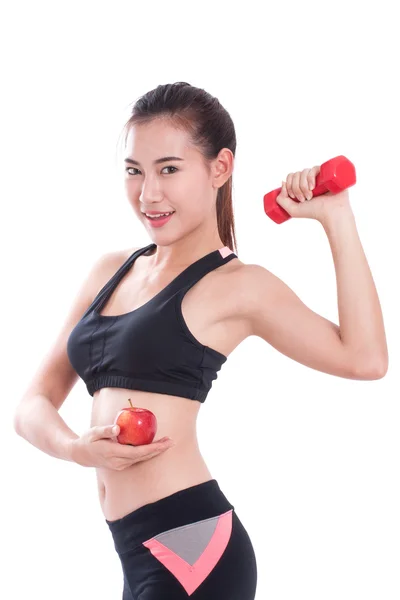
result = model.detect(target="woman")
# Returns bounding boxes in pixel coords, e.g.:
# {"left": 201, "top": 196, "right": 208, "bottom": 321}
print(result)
{"left": 14, "top": 82, "right": 388, "bottom": 599}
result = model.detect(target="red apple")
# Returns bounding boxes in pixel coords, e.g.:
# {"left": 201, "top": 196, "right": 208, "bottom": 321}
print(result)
{"left": 114, "top": 399, "right": 157, "bottom": 446}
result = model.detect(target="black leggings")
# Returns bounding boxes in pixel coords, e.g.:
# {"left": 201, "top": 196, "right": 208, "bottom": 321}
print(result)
{"left": 105, "top": 479, "right": 258, "bottom": 599}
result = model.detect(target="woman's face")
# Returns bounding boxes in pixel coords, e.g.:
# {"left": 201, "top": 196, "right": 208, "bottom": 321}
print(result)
{"left": 123, "top": 119, "right": 228, "bottom": 239}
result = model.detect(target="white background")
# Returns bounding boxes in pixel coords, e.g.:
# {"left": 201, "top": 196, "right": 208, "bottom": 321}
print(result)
{"left": 2, "top": 1, "right": 399, "bottom": 598}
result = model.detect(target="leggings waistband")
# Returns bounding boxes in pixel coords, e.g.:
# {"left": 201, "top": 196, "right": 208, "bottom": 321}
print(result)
{"left": 105, "top": 479, "right": 235, "bottom": 554}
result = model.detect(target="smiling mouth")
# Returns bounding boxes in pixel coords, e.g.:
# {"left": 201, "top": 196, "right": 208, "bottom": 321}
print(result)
{"left": 144, "top": 211, "right": 175, "bottom": 220}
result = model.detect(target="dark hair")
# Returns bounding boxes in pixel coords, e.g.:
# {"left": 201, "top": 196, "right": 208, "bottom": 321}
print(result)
{"left": 119, "top": 82, "right": 238, "bottom": 254}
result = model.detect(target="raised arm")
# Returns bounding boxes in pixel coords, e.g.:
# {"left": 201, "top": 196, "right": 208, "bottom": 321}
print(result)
{"left": 245, "top": 209, "right": 388, "bottom": 380}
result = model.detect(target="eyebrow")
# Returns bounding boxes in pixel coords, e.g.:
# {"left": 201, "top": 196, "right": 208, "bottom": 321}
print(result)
{"left": 124, "top": 156, "right": 184, "bottom": 166}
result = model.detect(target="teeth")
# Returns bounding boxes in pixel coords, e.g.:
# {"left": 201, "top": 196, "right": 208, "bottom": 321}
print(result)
{"left": 146, "top": 212, "right": 174, "bottom": 218}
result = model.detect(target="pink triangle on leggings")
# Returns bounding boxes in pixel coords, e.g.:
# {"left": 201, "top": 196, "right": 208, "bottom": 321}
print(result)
{"left": 142, "top": 509, "right": 233, "bottom": 596}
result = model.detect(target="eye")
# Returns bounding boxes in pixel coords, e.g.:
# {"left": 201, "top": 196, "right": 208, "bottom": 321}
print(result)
{"left": 125, "top": 166, "right": 178, "bottom": 175}
{"left": 125, "top": 167, "right": 140, "bottom": 175}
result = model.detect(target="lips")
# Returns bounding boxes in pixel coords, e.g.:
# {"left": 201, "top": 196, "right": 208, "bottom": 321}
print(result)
{"left": 142, "top": 210, "right": 175, "bottom": 215}
{"left": 144, "top": 211, "right": 175, "bottom": 227}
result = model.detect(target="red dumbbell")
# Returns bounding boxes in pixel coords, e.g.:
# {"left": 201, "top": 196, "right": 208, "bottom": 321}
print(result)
{"left": 263, "top": 155, "right": 357, "bottom": 224}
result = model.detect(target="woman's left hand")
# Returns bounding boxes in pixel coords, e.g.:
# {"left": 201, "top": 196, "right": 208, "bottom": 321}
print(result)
{"left": 276, "top": 165, "right": 352, "bottom": 222}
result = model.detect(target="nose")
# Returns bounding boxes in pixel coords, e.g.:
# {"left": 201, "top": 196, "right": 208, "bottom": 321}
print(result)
{"left": 139, "top": 173, "right": 164, "bottom": 205}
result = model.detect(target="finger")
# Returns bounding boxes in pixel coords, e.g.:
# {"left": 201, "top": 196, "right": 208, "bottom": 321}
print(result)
{"left": 116, "top": 438, "right": 173, "bottom": 458}
{"left": 286, "top": 173, "right": 295, "bottom": 198}
{"left": 92, "top": 425, "right": 118, "bottom": 441}
{"left": 139, "top": 451, "right": 165, "bottom": 463}
{"left": 292, "top": 171, "right": 307, "bottom": 202}
{"left": 307, "top": 174, "right": 314, "bottom": 193}
{"left": 139, "top": 443, "right": 174, "bottom": 461}
{"left": 277, "top": 182, "right": 298, "bottom": 217}
{"left": 300, "top": 168, "right": 312, "bottom": 200}
{"left": 279, "top": 180, "right": 289, "bottom": 198}
{"left": 310, "top": 165, "right": 320, "bottom": 189}
{"left": 143, "top": 438, "right": 175, "bottom": 453}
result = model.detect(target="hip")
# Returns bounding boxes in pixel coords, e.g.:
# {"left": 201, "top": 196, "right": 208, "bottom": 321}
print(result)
{"left": 105, "top": 479, "right": 258, "bottom": 599}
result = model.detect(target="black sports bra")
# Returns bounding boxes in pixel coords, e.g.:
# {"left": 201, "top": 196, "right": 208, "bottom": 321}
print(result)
{"left": 66, "top": 243, "right": 238, "bottom": 402}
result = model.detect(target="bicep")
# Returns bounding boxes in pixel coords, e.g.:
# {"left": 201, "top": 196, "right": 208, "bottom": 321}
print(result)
{"left": 246, "top": 265, "right": 360, "bottom": 379}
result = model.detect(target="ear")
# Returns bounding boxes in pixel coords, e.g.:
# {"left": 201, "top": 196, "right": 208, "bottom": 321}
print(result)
{"left": 212, "top": 148, "right": 234, "bottom": 188}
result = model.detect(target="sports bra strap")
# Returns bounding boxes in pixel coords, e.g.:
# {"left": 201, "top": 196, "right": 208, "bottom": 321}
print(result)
{"left": 81, "top": 246, "right": 151, "bottom": 318}
{"left": 84, "top": 243, "right": 237, "bottom": 318}
{"left": 168, "top": 246, "right": 237, "bottom": 298}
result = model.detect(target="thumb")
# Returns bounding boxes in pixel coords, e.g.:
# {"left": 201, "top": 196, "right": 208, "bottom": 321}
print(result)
{"left": 276, "top": 181, "right": 299, "bottom": 217}
{"left": 99, "top": 424, "right": 119, "bottom": 438}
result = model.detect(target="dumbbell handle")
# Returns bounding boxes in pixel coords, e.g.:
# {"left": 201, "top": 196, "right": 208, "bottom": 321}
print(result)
{"left": 263, "top": 155, "right": 357, "bottom": 224}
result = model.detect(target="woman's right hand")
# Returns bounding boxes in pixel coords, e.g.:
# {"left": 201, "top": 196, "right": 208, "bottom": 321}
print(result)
{"left": 69, "top": 424, "right": 175, "bottom": 470}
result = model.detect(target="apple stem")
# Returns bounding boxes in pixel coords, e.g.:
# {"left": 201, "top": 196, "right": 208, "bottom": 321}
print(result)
{"left": 128, "top": 398, "right": 134, "bottom": 409}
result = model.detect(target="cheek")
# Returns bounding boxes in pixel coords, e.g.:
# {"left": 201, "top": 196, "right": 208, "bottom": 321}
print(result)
{"left": 125, "top": 178, "right": 137, "bottom": 193}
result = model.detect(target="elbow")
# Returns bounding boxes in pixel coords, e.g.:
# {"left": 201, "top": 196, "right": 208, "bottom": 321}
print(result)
{"left": 13, "top": 413, "right": 22, "bottom": 436}
{"left": 13, "top": 406, "right": 25, "bottom": 436}
{"left": 370, "top": 360, "right": 389, "bottom": 379}
{"left": 352, "top": 355, "right": 389, "bottom": 380}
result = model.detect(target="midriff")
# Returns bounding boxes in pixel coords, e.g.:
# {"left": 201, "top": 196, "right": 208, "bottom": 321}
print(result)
{"left": 91, "top": 386, "right": 213, "bottom": 522}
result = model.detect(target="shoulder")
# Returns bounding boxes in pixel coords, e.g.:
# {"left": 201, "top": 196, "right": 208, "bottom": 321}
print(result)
{"left": 225, "top": 260, "right": 274, "bottom": 292}
{"left": 215, "top": 258, "right": 273, "bottom": 317}
{"left": 104, "top": 246, "right": 142, "bottom": 270}
{"left": 225, "top": 261, "right": 290, "bottom": 319}
{"left": 235, "top": 262, "right": 284, "bottom": 293}
{"left": 93, "top": 246, "right": 142, "bottom": 295}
